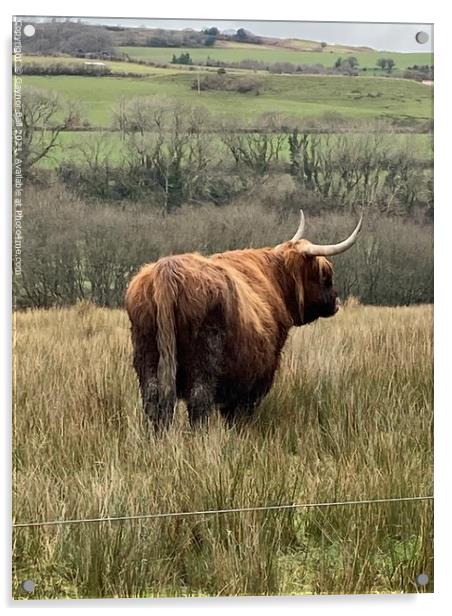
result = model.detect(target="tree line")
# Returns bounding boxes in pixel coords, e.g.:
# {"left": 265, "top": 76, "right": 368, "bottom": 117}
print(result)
{"left": 19, "top": 89, "right": 432, "bottom": 218}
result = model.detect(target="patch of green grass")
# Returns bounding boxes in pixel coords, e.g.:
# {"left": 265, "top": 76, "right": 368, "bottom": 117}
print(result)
{"left": 118, "top": 45, "right": 433, "bottom": 71}
{"left": 22, "top": 73, "right": 433, "bottom": 127}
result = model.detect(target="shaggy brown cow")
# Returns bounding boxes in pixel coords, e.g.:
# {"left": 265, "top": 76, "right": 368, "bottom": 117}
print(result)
{"left": 125, "top": 211, "right": 361, "bottom": 429}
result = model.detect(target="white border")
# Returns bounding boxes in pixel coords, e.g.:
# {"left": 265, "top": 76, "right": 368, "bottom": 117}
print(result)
{"left": 2, "top": 1, "right": 451, "bottom": 613}
{"left": 6, "top": 1, "right": 441, "bottom": 23}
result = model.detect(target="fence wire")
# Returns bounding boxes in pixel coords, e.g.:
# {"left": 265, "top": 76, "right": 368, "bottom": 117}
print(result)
{"left": 12, "top": 495, "right": 433, "bottom": 529}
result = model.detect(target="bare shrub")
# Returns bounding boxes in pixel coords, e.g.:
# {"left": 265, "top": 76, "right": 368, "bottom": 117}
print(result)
{"left": 58, "top": 134, "right": 116, "bottom": 199}
{"left": 194, "top": 74, "right": 263, "bottom": 94}
{"left": 15, "top": 185, "right": 433, "bottom": 309}
{"left": 221, "top": 117, "right": 286, "bottom": 175}
{"left": 287, "top": 130, "right": 432, "bottom": 214}
{"left": 21, "top": 62, "right": 112, "bottom": 77}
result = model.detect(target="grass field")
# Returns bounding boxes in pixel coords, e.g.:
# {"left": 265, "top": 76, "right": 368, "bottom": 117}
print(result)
{"left": 216, "top": 39, "right": 373, "bottom": 53}
{"left": 22, "top": 72, "right": 433, "bottom": 127}
{"left": 13, "top": 302, "right": 433, "bottom": 598}
{"left": 118, "top": 45, "right": 433, "bottom": 71}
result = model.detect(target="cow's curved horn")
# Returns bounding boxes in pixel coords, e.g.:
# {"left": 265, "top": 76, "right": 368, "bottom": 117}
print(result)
{"left": 290, "top": 209, "right": 305, "bottom": 241}
{"left": 303, "top": 216, "right": 363, "bottom": 257}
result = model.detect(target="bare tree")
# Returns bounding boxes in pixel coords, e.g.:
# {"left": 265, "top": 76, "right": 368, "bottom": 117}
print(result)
{"left": 18, "top": 87, "right": 79, "bottom": 176}
{"left": 113, "top": 97, "right": 216, "bottom": 211}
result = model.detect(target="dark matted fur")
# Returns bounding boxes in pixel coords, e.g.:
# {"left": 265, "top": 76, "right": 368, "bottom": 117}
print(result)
{"left": 125, "top": 240, "right": 337, "bottom": 429}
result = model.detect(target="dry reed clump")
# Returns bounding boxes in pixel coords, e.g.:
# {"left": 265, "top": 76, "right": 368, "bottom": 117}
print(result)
{"left": 13, "top": 303, "right": 433, "bottom": 598}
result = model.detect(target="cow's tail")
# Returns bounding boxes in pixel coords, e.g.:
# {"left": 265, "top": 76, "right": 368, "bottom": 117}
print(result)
{"left": 153, "top": 268, "right": 178, "bottom": 423}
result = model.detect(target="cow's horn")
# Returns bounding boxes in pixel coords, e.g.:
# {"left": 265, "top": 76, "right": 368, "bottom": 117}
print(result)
{"left": 303, "top": 216, "right": 363, "bottom": 257}
{"left": 290, "top": 209, "right": 305, "bottom": 241}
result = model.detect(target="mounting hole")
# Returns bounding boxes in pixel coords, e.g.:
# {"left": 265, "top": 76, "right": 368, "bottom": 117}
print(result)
{"left": 415, "top": 31, "right": 429, "bottom": 45}
{"left": 23, "top": 24, "right": 35, "bottom": 37}
{"left": 21, "top": 579, "right": 35, "bottom": 593}
{"left": 416, "top": 572, "right": 429, "bottom": 586}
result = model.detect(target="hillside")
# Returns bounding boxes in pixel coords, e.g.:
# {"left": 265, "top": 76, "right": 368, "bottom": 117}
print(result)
{"left": 118, "top": 45, "right": 432, "bottom": 71}
{"left": 19, "top": 19, "right": 393, "bottom": 56}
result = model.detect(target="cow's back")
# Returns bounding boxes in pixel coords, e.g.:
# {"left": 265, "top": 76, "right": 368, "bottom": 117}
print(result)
{"left": 126, "top": 249, "right": 292, "bottom": 401}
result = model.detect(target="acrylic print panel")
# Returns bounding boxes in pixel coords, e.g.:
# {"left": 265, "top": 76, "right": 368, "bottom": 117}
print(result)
{"left": 12, "top": 16, "right": 433, "bottom": 599}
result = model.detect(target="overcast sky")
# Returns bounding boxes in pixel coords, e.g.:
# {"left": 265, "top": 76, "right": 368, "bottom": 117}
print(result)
{"left": 66, "top": 18, "right": 434, "bottom": 52}
{"left": 24, "top": 16, "right": 433, "bottom": 52}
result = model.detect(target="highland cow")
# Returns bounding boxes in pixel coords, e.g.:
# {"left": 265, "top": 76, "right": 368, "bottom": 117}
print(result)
{"left": 125, "top": 211, "right": 362, "bottom": 429}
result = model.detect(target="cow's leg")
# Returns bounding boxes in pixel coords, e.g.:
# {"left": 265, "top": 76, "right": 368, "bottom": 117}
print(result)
{"left": 156, "top": 386, "right": 176, "bottom": 431}
{"left": 142, "top": 374, "right": 160, "bottom": 424}
{"left": 187, "top": 381, "right": 215, "bottom": 427}
{"left": 131, "top": 329, "right": 162, "bottom": 430}
{"left": 218, "top": 402, "right": 239, "bottom": 426}
{"left": 219, "top": 399, "right": 256, "bottom": 426}
{"left": 219, "top": 375, "right": 274, "bottom": 426}
{"left": 185, "top": 320, "right": 224, "bottom": 427}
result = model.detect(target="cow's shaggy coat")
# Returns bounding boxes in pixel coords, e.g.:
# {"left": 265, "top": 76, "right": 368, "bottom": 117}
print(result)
{"left": 125, "top": 241, "right": 338, "bottom": 429}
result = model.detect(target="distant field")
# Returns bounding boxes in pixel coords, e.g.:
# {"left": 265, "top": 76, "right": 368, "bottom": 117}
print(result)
{"left": 118, "top": 45, "right": 433, "bottom": 70}
{"left": 215, "top": 39, "right": 371, "bottom": 53}
{"left": 22, "top": 73, "right": 433, "bottom": 127}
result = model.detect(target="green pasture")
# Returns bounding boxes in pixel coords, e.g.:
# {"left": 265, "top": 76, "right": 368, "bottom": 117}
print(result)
{"left": 216, "top": 39, "right": 367, "bottom": 53}
{"left": 22, "top": 72, "right": 433, "bottom": 127}
{"left": 118, "top": 45, "right": 433, "bottom": 71}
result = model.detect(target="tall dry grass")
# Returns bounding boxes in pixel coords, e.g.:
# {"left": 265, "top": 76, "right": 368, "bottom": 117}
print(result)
{"left": 12, "top": 302, "right": 433, "bottom": 598}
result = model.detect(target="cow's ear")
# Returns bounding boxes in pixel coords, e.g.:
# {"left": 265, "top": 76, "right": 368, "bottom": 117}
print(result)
{"left": 315, "top": 256, "right": 334, "bottom": 285}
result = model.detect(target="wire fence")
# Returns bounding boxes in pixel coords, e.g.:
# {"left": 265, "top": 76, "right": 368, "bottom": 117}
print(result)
{"left": 12, "top": 494, "right": 433, "bottom": 529}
